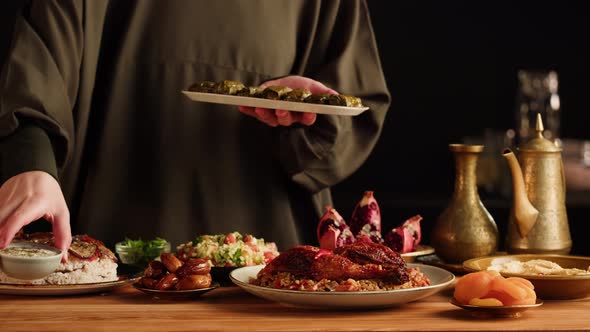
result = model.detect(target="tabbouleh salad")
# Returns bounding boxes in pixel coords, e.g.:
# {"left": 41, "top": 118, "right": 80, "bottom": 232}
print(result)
{"left": 176, "top": 232, "right": 279, "bottom": 267}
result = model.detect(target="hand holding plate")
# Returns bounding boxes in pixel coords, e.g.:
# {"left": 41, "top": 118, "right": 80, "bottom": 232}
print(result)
{"left": 238, "top": 75, "right": 338, "bottom": 127}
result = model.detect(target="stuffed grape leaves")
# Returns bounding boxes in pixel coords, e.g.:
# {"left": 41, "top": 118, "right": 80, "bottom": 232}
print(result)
{"left": 327, "top": 94, "right": 363, "bottom": 107}
{"left": 258, "top": 86, "right": 293, "bottom": 100}
{"left": 214, "top": 80, "right": 246, "bottom": 95}
{"left": 304, "top": 93, "right": 330, "bottom": 105}
{"left": 188, "top": 80, "right": 217, "bottom": 93}
{"left": 185, "top": 80, "right": 365, "bottom": 110}
{"left": 236, "top": 86, "right": 265, "bottom": 97}
{"left": 282, "top": 88, "right": 312, "bottom": 102}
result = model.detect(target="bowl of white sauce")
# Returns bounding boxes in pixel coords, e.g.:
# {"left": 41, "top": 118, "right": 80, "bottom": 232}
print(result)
{"left": 0, "top": 241, "right": 63, "bottom": 280}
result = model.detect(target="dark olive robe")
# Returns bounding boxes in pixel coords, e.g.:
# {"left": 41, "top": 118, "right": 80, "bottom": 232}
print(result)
{"left": 0, "top": 0, "right": 390, "bottom": 250}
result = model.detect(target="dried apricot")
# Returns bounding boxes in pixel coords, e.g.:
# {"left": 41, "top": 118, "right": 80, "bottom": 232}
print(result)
{"left": 454, "top": 271, "right": 536, "bottom": 306}
{"left": 454, "top": 271, "right": 497, "bottom": 304}
{"left": 468, "top": 297, "right": 503, "bottom": 306}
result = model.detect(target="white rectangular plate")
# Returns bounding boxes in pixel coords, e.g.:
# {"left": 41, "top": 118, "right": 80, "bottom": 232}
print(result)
{"left": 182, "top": 90, "right": 369, "bottom": 116}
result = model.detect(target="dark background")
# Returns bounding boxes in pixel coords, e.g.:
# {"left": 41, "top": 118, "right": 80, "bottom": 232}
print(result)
{"left": 2, "top": 1, "right": 589, "bottom": 253}
{"left": 332, "top": 1, "right": 590, "bottom": 255}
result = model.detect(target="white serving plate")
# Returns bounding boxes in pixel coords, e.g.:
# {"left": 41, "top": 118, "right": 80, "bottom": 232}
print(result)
{"left": 230, "top": 263, "right": 455, "bottom": 310}
{"left": 182, "top": 90, "right": 369, "bottom": 116}
{"left": 0, "top": 264, "right": 142, "bottom": 296}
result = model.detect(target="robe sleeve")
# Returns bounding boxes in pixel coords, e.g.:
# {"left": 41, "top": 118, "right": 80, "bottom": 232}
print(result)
{"left": 275, "top": 0, "right": 391, "bottom": 193}
{"left": 0, "top": 0, "right": 84, "bottom": 184}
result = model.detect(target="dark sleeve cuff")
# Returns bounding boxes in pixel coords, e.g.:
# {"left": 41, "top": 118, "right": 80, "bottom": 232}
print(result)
{"left": 0, "top": 125, "right": 58, "bottom": 184}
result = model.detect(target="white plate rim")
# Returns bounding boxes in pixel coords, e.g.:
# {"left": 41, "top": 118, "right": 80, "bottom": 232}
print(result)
{"left": 0, "top": 265, "right": 142, "bottom": 296}
{"left": 181, "top": 90, "right": 369, "bottom": 116}
{"left": 229, "top": 263, "right": 454, "bottom": 308}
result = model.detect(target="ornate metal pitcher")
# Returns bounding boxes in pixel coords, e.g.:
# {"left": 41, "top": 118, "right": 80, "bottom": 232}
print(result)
{"left": 503, "top": 113, "right": 571, "bottom": 254}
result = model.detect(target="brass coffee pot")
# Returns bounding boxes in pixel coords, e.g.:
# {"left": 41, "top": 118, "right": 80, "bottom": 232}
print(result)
{"left": 502, "top": 113, "right": 571, "bottom": 254}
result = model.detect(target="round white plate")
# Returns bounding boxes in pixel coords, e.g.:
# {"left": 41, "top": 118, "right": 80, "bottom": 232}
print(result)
{"left": 229, "top": 263, "right": 455, "bottom": 309}
{"left": 181, "top": 91, "right": 369, "bottom": 116}
{"left": 0, "top": 264, "right": 142, "bottom": 296}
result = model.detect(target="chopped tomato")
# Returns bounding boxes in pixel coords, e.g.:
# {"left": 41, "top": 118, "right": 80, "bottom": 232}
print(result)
{"left": 224, "top": 233, "right": 237, "bottom": 244}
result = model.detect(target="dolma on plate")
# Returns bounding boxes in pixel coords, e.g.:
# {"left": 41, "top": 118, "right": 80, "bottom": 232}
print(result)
{"left": 326, "top": 94, "right": 363, "bottom": 107}
{"left": 282, "top": 88, "right": 312, "bottom": 102}
{"left": 259, "top": 86, "right": 293, "bottom": 100}
{"left": 304, "top": 93, "right": 331, "bottom": 105}
{"left": 236, "top": 86, "right": 265, "bottom": 97}
{"left": 188, "top": 80, "right": 217, "bottom": 93}
{"left": 214, "top": 80, "right": 246, "bottom": 95}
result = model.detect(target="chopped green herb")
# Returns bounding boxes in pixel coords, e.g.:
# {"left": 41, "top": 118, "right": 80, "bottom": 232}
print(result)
{"left": 118, "top": 237, "right": 169, "bottom": 267}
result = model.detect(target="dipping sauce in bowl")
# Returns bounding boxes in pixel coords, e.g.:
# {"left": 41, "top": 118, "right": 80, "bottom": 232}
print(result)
{"left": 0, "top": 242, "right": 63, "bottom": 280}
{"left": 1, "top": 247, "right": 59, "bottom": 258}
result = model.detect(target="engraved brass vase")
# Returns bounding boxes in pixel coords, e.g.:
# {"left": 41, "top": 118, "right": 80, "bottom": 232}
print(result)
{"left": 431, "top": 144, "right": 499, "bottom": 263}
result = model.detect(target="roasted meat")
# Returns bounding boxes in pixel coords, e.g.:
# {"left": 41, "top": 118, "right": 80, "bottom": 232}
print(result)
{"left": 333, "top": 241, "right": 406, "bottom": 270}
{"left": 259, "top": 242, "right": 409, "bottom": 285}
{"left": 13, "top": 232, "right": 117, "bottom": 262}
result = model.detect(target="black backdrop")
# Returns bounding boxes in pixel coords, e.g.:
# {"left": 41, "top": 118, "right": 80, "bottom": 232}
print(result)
{"left": 2, "top": 1, "right": 590, "bottom": 252}
{"left": 336, "top": 1, "right": 590, "bottom": 195}
{"left": 332, "top": 1, "right": 590, "bottom": 248}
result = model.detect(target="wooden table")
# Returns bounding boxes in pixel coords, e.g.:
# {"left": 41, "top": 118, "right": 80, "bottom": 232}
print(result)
{"left": 1, "top": 283, "right": 588, "bottom": 332}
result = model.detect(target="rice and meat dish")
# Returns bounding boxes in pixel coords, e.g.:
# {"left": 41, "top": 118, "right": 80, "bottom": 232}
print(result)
{"left": 176, "top": 232, "right": 279, "bottom": 267}
{"left": 0, "top": 232, "right": 118, "bottom": 285}
{"left": 251, "top": 242, "right": 431, "bottom": 292}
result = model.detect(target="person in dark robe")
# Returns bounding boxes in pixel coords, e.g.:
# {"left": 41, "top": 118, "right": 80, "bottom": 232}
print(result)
{"left": 0, "top": 0, "right": 391, "bottom": 258}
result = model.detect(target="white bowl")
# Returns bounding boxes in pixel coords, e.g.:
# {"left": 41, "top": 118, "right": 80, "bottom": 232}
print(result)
{"left": 0, "top": 241, "right": 63, "bottom": 280}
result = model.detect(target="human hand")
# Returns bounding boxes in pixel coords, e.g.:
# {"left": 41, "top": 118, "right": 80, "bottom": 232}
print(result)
{"left": 0, "top": 171, "right": 71, "bottom": 262}
{"left": 238, "top": 75, "right": 338, "bottom": 127}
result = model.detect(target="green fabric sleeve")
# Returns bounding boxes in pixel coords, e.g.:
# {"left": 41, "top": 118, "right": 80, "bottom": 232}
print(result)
{"left": 0, "top": 1, "right": 84, "bottom": 172}
{"left": 0, "top": 124, "right": 58, "bottom": 184}
{"left": 275, "top": 0, "right": 391, "bottom": 193}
